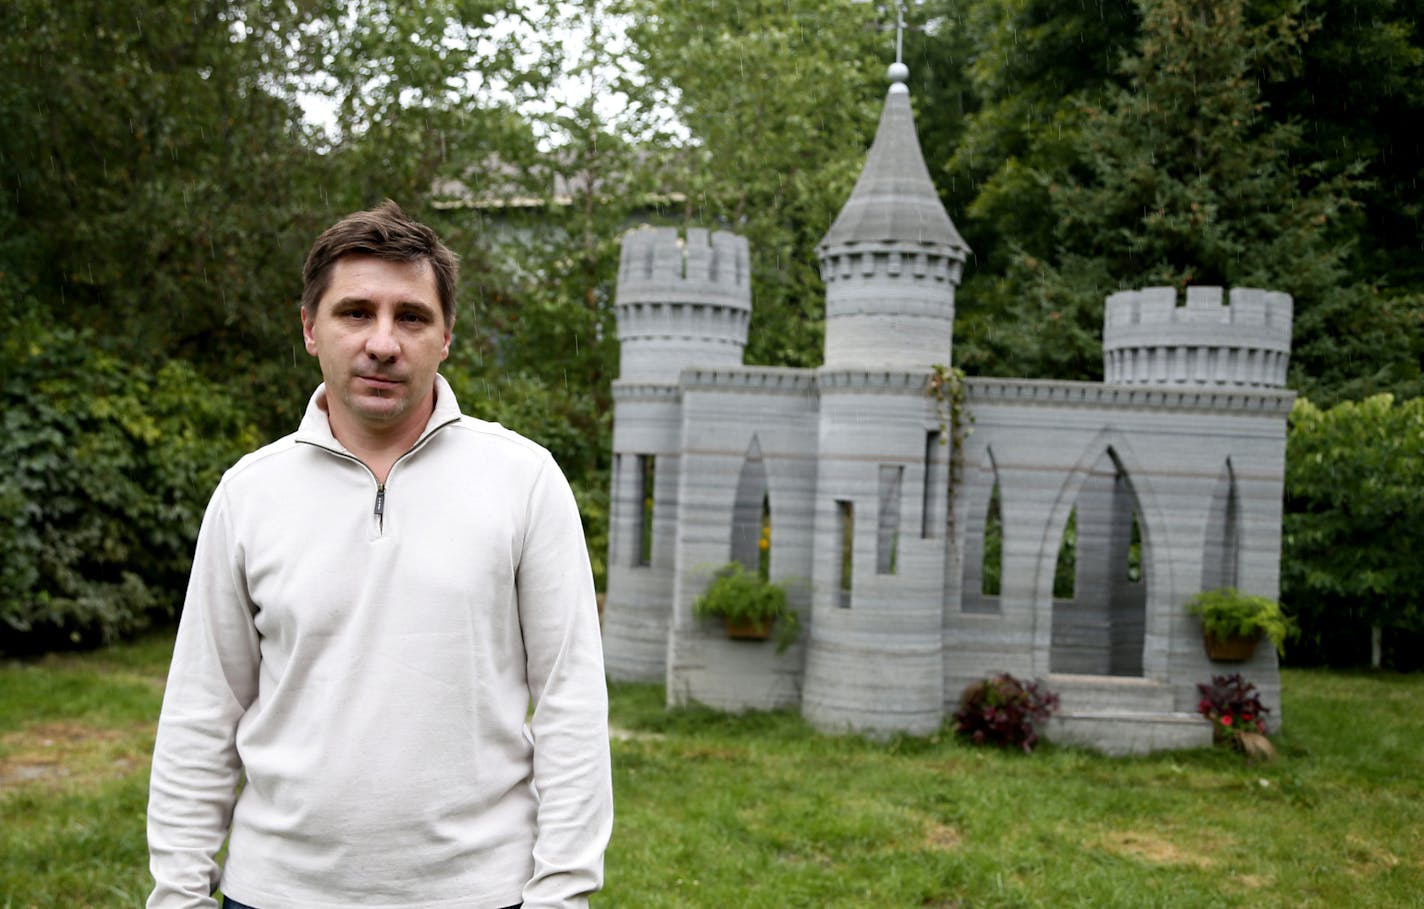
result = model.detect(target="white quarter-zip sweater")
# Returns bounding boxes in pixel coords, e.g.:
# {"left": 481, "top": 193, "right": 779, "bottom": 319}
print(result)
{"left": 147, "top": 376, "right": 612, "bottom": 909}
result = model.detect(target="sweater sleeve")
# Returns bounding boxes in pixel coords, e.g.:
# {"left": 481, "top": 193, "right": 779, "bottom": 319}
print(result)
{"left": 147, "top": 483, "right": 260, "bottom": 909}
{"left": 517, "top": 457, "right": 614, "bottom": 909}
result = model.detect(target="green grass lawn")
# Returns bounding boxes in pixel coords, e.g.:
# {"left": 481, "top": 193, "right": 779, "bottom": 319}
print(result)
{"left": 3, "top": 633, "right": 1422, "bottom": 908}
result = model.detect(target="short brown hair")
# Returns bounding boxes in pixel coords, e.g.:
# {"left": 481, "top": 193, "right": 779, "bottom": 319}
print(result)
{"left": 301, "top": 200, "right": 459, "bottom": 326}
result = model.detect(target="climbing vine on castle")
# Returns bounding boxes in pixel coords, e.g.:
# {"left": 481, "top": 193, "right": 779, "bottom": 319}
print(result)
{"left": 928, "top": 364, "right": 971, "bottom": 534}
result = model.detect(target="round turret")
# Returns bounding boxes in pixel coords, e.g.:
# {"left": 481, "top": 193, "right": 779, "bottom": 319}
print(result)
{"left": 615, "top": 227, "right": 751, "bottom": 383}
{"left": 816, "top": 67, "right": 970, "bottom": 372}
{"left": 1102, "top": 286, "right": 1293, "bottom": 387}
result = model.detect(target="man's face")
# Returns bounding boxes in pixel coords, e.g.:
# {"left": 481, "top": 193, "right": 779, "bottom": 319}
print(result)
{"left": 302, "top": 255, "right": 452, "bottom": 441}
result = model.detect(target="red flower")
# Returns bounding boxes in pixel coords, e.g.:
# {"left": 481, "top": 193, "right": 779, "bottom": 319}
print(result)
{"left": 1221, "top": 715, "right": 1233, "bottom": 726}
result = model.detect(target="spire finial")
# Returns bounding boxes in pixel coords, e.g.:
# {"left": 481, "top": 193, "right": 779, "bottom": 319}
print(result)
{"left": 887, "top": 2, "right": 910, "bottom": 93}
{"left": 894, "top": 0, "right": 906, "bottom": 66}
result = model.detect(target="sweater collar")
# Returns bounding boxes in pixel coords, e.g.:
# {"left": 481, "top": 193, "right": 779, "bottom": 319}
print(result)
{"left": 295, "top": 373, "right": 463, "bottom": 454}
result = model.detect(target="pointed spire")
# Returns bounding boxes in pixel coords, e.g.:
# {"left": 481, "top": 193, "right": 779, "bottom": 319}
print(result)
{"left": 818, "top": 64, "right": 969, "bottom": 260}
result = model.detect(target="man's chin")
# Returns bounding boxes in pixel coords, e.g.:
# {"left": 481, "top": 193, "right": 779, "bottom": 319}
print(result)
{"left": 357, "top": 398, "right": 406, "bottom": 417}
{"left": 346, "top": 394, "right": 410, "bottom": 424}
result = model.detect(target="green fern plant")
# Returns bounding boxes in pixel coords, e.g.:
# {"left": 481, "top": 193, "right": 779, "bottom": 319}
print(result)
{"left": 692, "top": 563, "right": 801, "bottom": 653}
{"left": 1187, "top": 588, "right": 1294, "bottom": 655}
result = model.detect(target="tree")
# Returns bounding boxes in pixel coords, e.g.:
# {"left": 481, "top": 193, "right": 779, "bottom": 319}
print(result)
{"left": 0, "top": 1, "right": 327, "bottom": 355}
{"left": 1256, "top": 0, "right": 1424, "bottom": 404}
{"left": 621, "top": 0, "right": 887, "bottom": 367}
{"left": 976, "top": 0, "right": 1382, "bottom": 395}
{"left": 905, "top": 0, "right": 1141, "bottom": 375}
{"left": 0, "top": 0, "right": 542, "bottom": 645}
{"left": 904, "top": 0, "right": 1422, "bottom": 396}
{"left": 1283, "top": 395, "right": 1424, "bottom": 669}
{"left": 1260, "top": 0, "right": 1424, "bottom": 291}
{"left": 0, "top": 0, "right": 533, "bottom": 436}
{"left": 923, "top": 0, "right": 1140, "bottom": 273}
{"left": 310, "top": 0, "right": 534, "bottom": 208}
{"left": 429, "top": 0, "right": 688, "bottom": 588}
{"left": 0, "top": 314, "right": 258, "bottom": 653}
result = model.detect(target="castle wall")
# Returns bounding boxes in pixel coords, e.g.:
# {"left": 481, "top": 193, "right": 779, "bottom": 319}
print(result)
{"left": 602, "top": 383, "right": 683, "bottom": 681}
{"left": 665, "top": 368, "right": 820, "bottom": 712}
{"left": 947, "top": 379, "right": 1292, "bottom": 727}
{"left": 604, "top": 226, "right": 755, "bottom": 682}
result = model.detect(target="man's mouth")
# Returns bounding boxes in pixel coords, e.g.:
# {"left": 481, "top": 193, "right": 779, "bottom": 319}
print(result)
{"left": 357, "top": 374, "right": 403, "bottom": 390}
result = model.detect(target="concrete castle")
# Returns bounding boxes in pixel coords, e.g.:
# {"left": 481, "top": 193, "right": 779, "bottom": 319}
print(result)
{"left": 599, "top": 65, "right": 1292, "bottom": 754}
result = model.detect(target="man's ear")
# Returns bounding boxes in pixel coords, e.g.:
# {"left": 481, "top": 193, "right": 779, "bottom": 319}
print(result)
{"left": 441, "top": 315, "right": 454, "bottom": 361}
{"left": 301, "top": 306, "right": 319, "bottom": 356}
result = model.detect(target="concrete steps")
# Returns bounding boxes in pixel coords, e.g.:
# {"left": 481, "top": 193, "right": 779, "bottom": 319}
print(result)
{"left": 1042, "top": 673, "right": 1212, "bottom": 755}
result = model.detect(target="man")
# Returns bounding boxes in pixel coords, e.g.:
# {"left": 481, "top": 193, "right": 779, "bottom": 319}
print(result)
{"left": 146, "top": 201, "right": 612, "bottom": 909}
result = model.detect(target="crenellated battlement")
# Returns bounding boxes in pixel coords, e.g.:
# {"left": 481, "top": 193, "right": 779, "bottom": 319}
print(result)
{"left": 819, "top": 244, "right": 966, "bottom": 287}
{"left": 617, "top": 227, "right": 751, "bottom": 309}
{"left": 614, "top": 227, "right": 753, "bottom": 383}
{"left": 1103, "top": 286, "right": 1294, "bottom": 388}
{"left": 1104, "top": 286, "right": 1293, "bottom": 331}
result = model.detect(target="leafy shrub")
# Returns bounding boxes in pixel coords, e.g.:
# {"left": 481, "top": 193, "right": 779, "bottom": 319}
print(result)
{"left": 691, "top": 562, "right": 800, "bottom": 653}
{"left": 1186, "top": 588, "right": 1294, "bottom": 655}
{"left": 1196, "top": 673, "right": 1270, "bottom": 744}
{"left": 1, "top": 319, "right": 259, "bottom": 653}
{"left": 1284, "top": 394, "right": 1424, "bottom": 666}
{"left": 953, "top": 674, "right": 1060, "bottom": 754}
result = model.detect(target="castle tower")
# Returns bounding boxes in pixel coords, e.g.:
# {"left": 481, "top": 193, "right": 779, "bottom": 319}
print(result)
{"left": 1103, "top": 286, "right": 1293, "bottom": 387}
{"left": 614, "top": 226, "right": 752, "bottom": 382}
{"left": 816, "top": 62, "right": 970, "bottom": 371}
{"left": 801, "top": 63, "right": 964, "bottom": 737}
{"left": 602, "top": 227, "right": 753, "bottom": 681}
{"left": 1099, "top": 286, "right": 1294, "bottom": 709}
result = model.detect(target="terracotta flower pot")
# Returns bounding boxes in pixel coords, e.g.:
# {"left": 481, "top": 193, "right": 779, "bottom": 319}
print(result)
{"left": 724, "top": 616, "right": 772, "bottom": 641}
{"left": 1204, "top": 631, "right": 1260, "bottom": 662}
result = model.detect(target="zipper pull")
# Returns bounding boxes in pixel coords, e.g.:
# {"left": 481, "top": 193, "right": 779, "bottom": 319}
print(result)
{"left": 374, "top": 485, "right": 386, "bottom": 519}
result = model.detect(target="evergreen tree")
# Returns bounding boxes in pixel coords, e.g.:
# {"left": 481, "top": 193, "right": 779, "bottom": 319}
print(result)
{"left": 905, "top": 0, "right": 1140, "bottom": 375}
{"left": 1262, "top": 0, "right": 1424, "bottom": 291}
{"left": 984, "top": 0, "right": 1403, "bottom": 401}
{"left": 931, "top": 0, "right": 1140, "bottom": 275}
{"left": 1258, "top": 0, "right": 1424, "bottom": 402}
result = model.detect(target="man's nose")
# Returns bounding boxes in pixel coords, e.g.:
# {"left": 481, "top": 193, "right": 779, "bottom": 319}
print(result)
{"left": 365, "top": 319, "right": 400, "bottom": 360}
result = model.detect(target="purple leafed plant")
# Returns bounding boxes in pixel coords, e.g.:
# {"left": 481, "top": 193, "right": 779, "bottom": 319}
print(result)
{"left": 953, "top": 673, "right": 1061, "bottom": 754}
{"left": 1196, "top": 673, "right": 1270, "bottom": 744}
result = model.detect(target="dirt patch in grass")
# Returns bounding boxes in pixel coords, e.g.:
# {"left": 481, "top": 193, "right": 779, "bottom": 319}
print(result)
{"left": 922, "top": 819, "right": 963, "bottom": 851}
{"left": 1095, "top": 829, "right": 1216, "bottom": 869}
{"left": 0, "top": 720, "right": 149, "bottom": 791}
{"left": 1344, "top": 833, "right": 1403, "bottom": 875}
